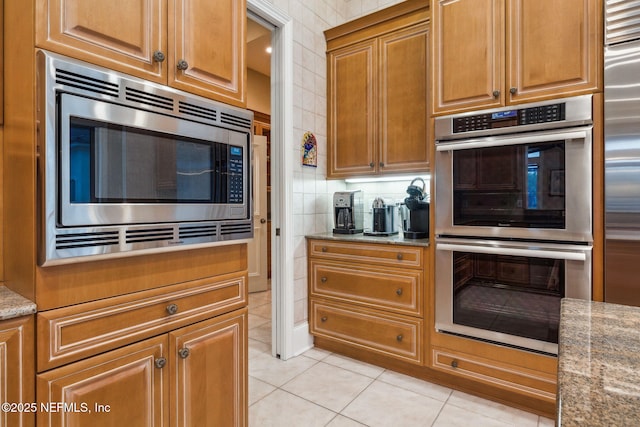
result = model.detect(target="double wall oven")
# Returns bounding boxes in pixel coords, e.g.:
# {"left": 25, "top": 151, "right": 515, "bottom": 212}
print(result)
{"left": 434, "top": 95, "right": 593, "bottom": 355}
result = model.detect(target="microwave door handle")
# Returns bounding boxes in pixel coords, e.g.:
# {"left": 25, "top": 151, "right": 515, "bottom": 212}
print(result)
{"left": 435, "top": 129, "right": 590, "bottom": 152}
{"left": 436, "top": 243, "right": 587, "bottom": 262}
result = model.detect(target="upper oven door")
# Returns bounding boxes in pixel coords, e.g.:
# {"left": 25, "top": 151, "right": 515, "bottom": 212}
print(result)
{"left": 435, "top": 127, "right": 593, "bottom": 242}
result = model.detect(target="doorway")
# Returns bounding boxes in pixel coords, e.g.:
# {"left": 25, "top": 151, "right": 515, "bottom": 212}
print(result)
{"left": 246, "top": 0, "right": 296, "bottom": 360}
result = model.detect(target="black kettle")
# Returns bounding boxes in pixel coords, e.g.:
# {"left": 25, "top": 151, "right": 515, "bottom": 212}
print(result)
{"left": 403, "top": 178, "right": 429, "bottom": 239}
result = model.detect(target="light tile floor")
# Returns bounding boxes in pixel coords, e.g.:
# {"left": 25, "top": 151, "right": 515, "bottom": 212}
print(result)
{"left": 248, "top": 290, "right": 555, "bottom": 427}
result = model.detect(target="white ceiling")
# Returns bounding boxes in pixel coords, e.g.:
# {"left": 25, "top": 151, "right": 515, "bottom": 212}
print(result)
{"left": 247, "top": 17, "right": 272, "bottom": 77}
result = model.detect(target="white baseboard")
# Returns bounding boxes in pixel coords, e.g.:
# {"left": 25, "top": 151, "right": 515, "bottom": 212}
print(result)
{"left": 292, "top": 322, "right": 314, "bottom": 356}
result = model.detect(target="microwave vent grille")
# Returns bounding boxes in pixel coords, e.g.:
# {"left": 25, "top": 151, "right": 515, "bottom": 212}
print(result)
{"left": 179, "top": 224, "right": 218, "bottom": 239}
{"left": 220, "top": 112, "right": 252, "bottom": 130}
{"left": 55, "top": 69, "right": 119, "bottom": 98}
{"left": 125, "top": 227, "right": 175, "bottom": 243}
{"left": 179, "top": 102, "right": 218, "bottom": 122}
{"left": 55, "top": 231, "right": 120, "bottom": 250}
{"left": 220, "top": 222, "right": 252, "bottom": 236}
{"left": 125, "top": 87, "right": 174, "bottom": 111}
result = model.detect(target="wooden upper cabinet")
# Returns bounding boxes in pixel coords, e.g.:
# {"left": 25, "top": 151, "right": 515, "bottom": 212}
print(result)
{"left": 432, "top": 0, "right": 504, "bottom": 113}
{"left": 506, "top": 0, "right": 601, "bottom": 103}
{"left": 432, "top": 0, "right": 601, "bottom": 115}
{"left": 169, "top": 0, "right": 246, "bottom": 105}
{"left": 379, "top": 24, "right": 430, "bottom": 174}
{"left": 36, "top": 0, "right": 246, "bottom": 106}
{"left": 35, "top": 0, "right": 167, "bottom": 83}
{"left": 327, "top": 40, "right": 377, "bottom": 177}
{"left": 326, "top": 1, "right": 430, "bottom": 179}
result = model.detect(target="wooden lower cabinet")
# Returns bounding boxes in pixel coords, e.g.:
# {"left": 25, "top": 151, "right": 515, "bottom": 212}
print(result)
{"left": 37, "top": 308, "right": 247, "bottom": 427}
{"left": 0, "top": 315, "right": 35, "bottom": 427}
{"left": 307, "top": 238, "right": 428, "bottom": 365}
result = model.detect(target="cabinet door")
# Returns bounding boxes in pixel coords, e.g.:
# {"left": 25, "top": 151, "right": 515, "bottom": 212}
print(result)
{"left": 37, "top": 336, "right": 168, "bottom": 427}
{"left": 379, "top": 24, "right": 430, "bottom": 174}
{"left": 327, "top": 40, "right": 377, "bottom": 178}
{"left": 506, "top": 0, "right": 601, "bottom": 103}
{"left": 0, "top": 316, "right": 35, "bottom": 427}
{"left": 170, "top": 309, "right": 247, "bottom": 427}
{"left": 35, "top": 0, "right": 166, "bottom": 84}
{"left": 169, "top": 0, "right": 246, "bottom": 107}
{"left": 432, "top": 0, "right": 504, "bottom": 114}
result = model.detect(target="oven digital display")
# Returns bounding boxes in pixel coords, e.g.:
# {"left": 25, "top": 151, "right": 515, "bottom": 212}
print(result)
{"left": 491, "top": 110, "right": 518, "bottom": 120}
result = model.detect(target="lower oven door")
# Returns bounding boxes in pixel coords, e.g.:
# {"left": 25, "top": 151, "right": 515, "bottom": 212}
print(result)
{"left": 435, "top": 238, "right": 592, "bottom": 355}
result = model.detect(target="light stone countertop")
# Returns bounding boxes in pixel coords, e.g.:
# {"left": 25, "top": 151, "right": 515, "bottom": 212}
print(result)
{"left": 558, "top": 298, "right": 640, "bottom": 426}
{"left": 0, "top": 286, "right": 37, "bottom": 320}
{"left": 306, "top": 232, "right": 430, "bottom": 247}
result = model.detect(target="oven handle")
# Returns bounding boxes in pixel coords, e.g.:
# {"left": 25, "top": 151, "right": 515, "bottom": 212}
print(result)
{"left": 436, "top": 243, "right": 587, "bottom": 261}
{"left": 435, "top": 129, "right": 590, "bottom": 152}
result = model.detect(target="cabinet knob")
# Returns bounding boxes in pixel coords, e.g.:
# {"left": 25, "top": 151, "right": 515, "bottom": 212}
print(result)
{"left": 321, "top": 246, "right": 328, "bottom": 252}
{"left": 396, "top": 253, "right": 403, "bottom": 260}
{"left": 154, "top": 357, "right": 167, "bottom": 369}
{"left": 509, "top": 87, "right": 517, "bottom": 95}
{"left": 153, "top": 50, "right": 166, "bottom": 63}
{"left": 492, "top": 90, "right": 500, "bottom": 98}
{"left": 320, "top": 277, "right": 327, "bottom": 283}
{"left": 166, "top": 303, "right": 179, "bottom": 315}
{"left": 177, "top": 59, "right": 189, "bottom": 71}
{"left": 369, "top": 162, "right": 375, "bottom": 168}
{"left": 178, "top": 348, "right": 190, "bottom": 359}
{"left": 396, "top": 334, "right": 403, "bottom": 342}
{"left": 379, "top": 162, "right": 385, "bottom": 168}
{"left": 321, "top": 316, "right": 328, "bottom": 322}
{"left": 396, "top": 288, "right": 403, "bottom": 296}
{"left": 451, "top": 360, "right": 458, "bottom": 368}
{"left": 260, "top": 218, "right": 267, "bottom": 224}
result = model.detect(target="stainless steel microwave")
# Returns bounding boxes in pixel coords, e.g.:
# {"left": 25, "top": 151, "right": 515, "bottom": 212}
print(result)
{"left": 37, "top": 51, "right": 253, "bottom": 265}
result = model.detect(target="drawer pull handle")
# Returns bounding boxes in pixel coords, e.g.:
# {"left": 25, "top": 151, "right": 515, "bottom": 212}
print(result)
{"left": 321, "top": 247, "right": 328, "bottom": 252}
{"left": 321, "top": 277, "right": 328, "bottom": 283}
{"left": 154, "top": 357, "right": 167, "bottom": 369}
{"left": 178, "top": 348, "right": 190, "bottom": 359}
{"left": 397, "top": 253, "right": 403, "bottom": 260}
{"left": 321, "top": 316, "right": 328, "bottom": 322}
{"left": 451, "top": 360, "right": 458, "bottom": 368}
{"left": 396, "top": 288, "right": 403, "bottom": 296}
{"left": 166, "top": 304, "right": 179, "bottom": 315}
{"left": 396, "top": 334, "right": 403, "bottom": 342}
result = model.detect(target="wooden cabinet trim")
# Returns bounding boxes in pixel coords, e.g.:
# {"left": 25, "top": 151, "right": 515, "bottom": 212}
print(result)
{"left": 37, "top": 272, "right": 247, "bottom": 371}
{"left": 310, "top": 259, "right": 423, "bottom": 316}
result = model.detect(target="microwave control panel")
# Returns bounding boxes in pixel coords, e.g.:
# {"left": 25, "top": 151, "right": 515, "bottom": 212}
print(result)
{"left": 453, "top": 102, "right": 566, "bottom": 134}
{"left": 228, "top": 146, "right": 244, "bottom": 203}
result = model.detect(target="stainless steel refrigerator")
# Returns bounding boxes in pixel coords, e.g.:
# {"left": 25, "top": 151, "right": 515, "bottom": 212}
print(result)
{"left": 604, "top": 1, "right": 640, "bottom": 305}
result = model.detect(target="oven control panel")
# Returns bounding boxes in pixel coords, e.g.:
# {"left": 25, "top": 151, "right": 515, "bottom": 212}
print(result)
{"left": 453, "top": 102, "right": 566, "bottom": 134}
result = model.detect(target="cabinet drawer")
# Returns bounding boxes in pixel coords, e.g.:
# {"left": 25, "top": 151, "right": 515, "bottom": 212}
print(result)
{"left": 308, "top": 240, "right": 423, "bottom": 269}
{"left": 310, "top": 299, "right": 422, "bottom": 364}
{"left": 431, "top": 348, "right": 556, "bottom": 400}
{"left": 37, "top": 272, "right": 247, "bottom": 372}
{"left": 310, "top": 260, "right": 422, "bottom": 316}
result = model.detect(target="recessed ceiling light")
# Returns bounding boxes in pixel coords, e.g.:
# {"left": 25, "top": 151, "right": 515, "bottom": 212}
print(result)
{"left": 265, "top": 46, "right": 272, "bottom": 54}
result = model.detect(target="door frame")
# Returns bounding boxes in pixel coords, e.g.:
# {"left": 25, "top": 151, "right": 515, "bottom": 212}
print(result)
{"left": 247, "top": 0, "right": 300, "bottom": 360}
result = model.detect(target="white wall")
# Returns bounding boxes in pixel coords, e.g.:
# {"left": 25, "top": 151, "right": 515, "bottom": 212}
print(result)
{"left": 263, "top": 0, "right": 407, "bottom": 330}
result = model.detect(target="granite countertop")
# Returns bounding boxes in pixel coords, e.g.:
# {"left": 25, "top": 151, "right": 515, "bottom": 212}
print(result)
{"left": 0, "top": 286, "right": 37, "bottom": 320}
{"left": 558, "top": 298, "right": 640, "bottom": 426}
{"left": 306, "top": 232, "right": 430, "bottom": 247}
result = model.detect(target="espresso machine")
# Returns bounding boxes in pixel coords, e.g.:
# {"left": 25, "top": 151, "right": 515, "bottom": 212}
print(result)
{"left": 333, "top": 191, "right": 364, "bottom": 234}
{"left": 402, "top": 178, "right": 430, "bottom": 239}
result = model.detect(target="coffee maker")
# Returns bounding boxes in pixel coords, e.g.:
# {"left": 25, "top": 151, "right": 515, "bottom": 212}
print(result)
{"left": 333, "top": 191, "right": 364, "bottom": 234}
{"left": 365, "top": 197, "right": 398, "bottom": 236}
{"left": 402, "top": 178, "right": 429, "bottom": 239}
